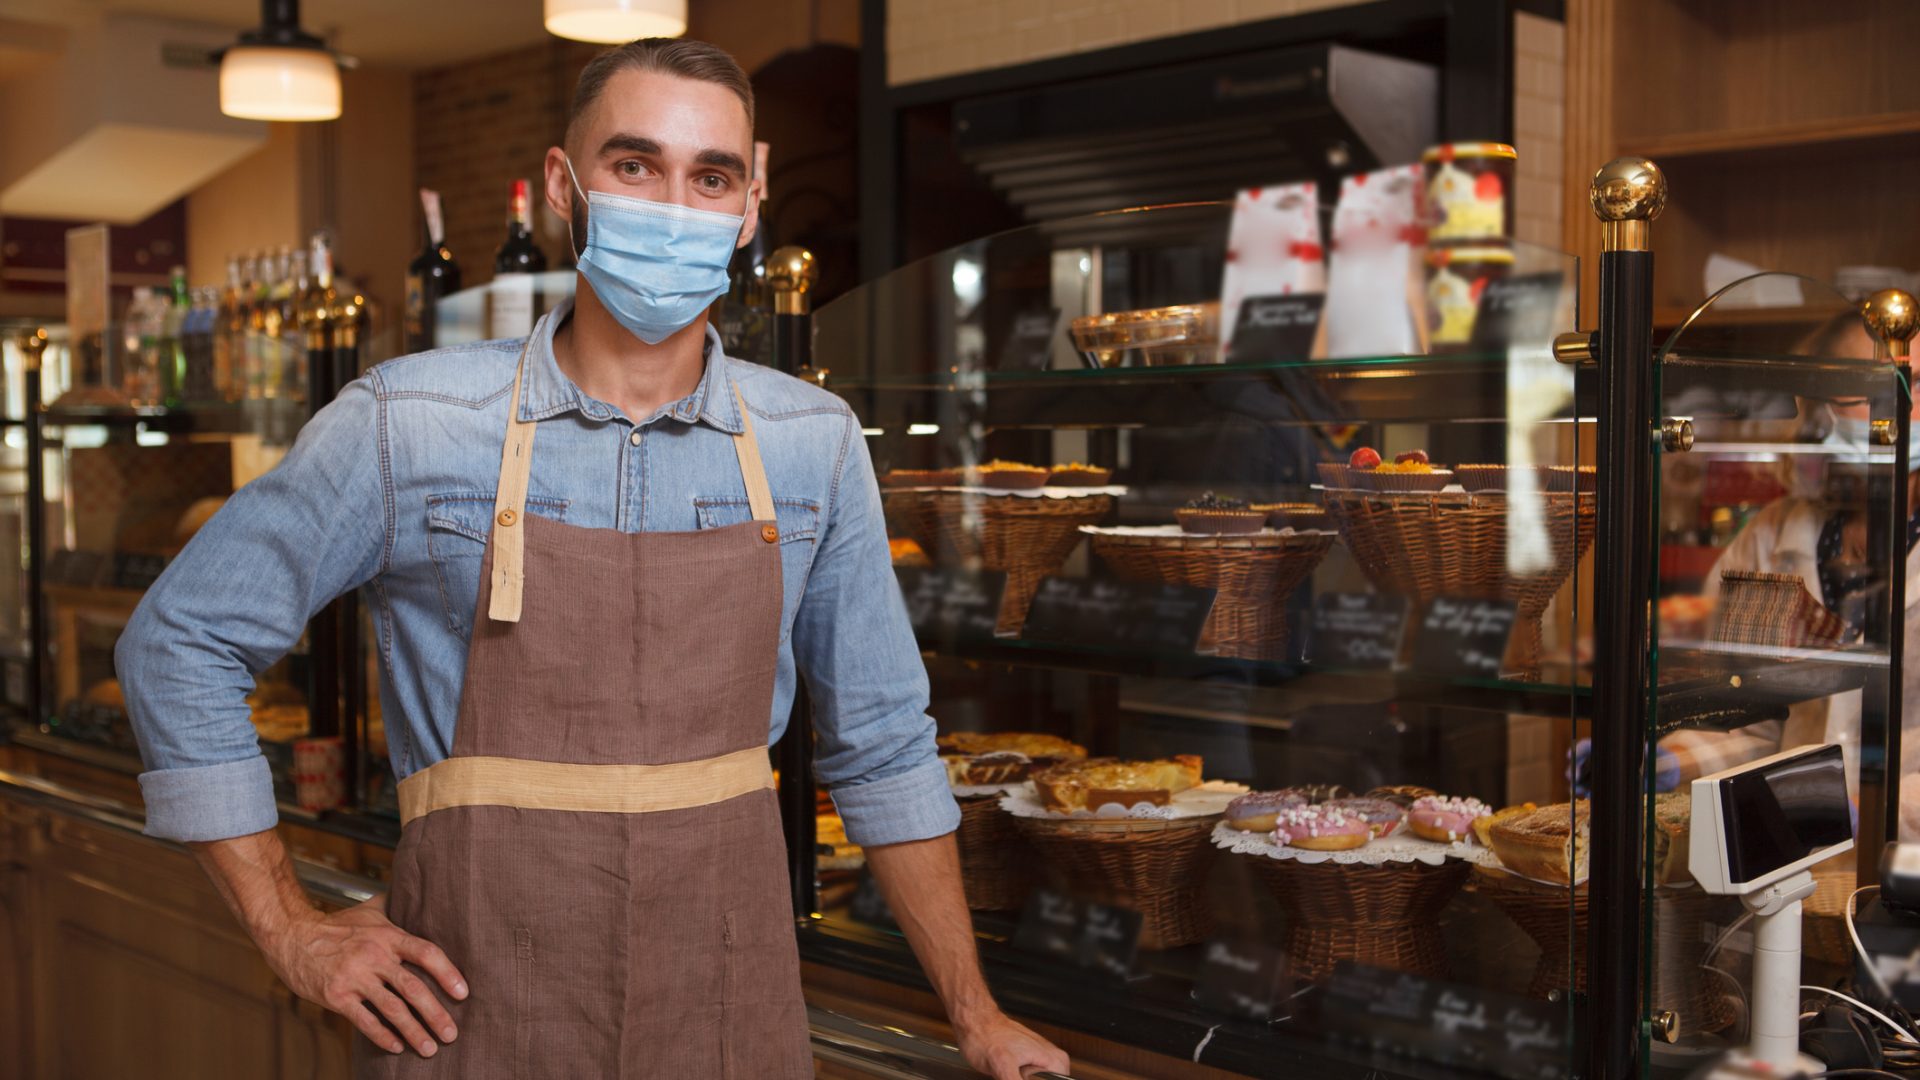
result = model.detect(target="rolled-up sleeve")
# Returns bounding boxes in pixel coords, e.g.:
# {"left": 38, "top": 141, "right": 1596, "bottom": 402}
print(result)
{"left": 117, "top": 379, "right": 387, "bottom": 842}
{"left": 790, "top": 411, "right": 958, "bottom": 847}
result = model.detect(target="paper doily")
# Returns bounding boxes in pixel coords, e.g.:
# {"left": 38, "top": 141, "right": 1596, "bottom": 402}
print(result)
{"left": 1079, "top": 524, "right": 1337, "bottom": 538}
{"left": 999, "top": 779, "right": 1249, "bottom": 820}
{"left": 951, "top": 783, "right": 1026, "bottom": 799}
{"left": 1211, "top": 820, "right": 1502, "bottom": 867}
{"left": 887, "top": 485, "right": 1128, "bottom": 499}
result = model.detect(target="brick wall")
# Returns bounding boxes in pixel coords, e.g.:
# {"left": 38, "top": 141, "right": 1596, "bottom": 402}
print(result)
{"left": 1512, "top": 11, "right": 1566, "bottom": 250}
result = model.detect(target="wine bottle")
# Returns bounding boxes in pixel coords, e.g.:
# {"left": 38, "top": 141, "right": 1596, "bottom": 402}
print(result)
{"left": 216, "top": 257, "right": 244, "bottom": 401}
{"left": 404, "top": 188, "right": 461, "bottom": 353}
{"left": 493, "top": 179, "right": 547, "bottom": 276}
{"left": 719, "top": 141, "right": 774, "bottom": 365}
{"left": 490, "top": 179, "right": 545, "bottom": 339}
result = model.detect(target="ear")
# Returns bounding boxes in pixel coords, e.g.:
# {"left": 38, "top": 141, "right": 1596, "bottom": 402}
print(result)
{"left": 543, "top": 146, "right": 576, "bottom": 225}
{"left": 735, "top": 175, "right": 761, "bottom": 251}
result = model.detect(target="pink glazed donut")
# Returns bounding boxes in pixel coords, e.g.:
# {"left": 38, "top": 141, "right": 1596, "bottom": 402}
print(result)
{"left": 1322, "top": 796, "right": 1407, "bottom": 838}
{"left": 1273, "top": 805, "right": 1372, "bottom": 851}
{"left": 1407, "top": 795, "right": 1491, "bottom": 843}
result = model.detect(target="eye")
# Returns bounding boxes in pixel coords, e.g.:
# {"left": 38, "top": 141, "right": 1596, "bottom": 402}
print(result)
{"left": 697, "top": 174, "right": 728, "bottom": 192}
{"left": 617, "top": 160, "right": 646, "bottom": 178}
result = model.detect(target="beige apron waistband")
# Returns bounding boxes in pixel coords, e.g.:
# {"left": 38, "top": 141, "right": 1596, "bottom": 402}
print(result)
{"left": 486, "top": 339, "right": 777, "bottom": 624}
{"left": 395, "top": 745, "right": 774, "bottom": 826}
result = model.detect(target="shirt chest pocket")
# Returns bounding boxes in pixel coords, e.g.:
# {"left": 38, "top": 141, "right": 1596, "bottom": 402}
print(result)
{"left": 694, "top": 496, "right": 821, "bottom": 640}
{"left": 425, "top": 492, "right": 571, "bottom": 638}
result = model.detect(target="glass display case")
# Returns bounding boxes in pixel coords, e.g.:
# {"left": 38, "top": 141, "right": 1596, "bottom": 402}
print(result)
{"left": 786, "top": 168, "right": 1915, "bottom": 1078}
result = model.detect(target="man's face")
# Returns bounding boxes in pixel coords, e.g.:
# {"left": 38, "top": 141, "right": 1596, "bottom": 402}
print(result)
{"left": 544, "top": 67, "right": 759, "bottom": 256}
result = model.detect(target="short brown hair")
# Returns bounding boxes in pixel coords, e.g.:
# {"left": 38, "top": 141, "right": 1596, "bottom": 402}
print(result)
{"left": 566, "top": 39, "right": 755, "bottom": 149}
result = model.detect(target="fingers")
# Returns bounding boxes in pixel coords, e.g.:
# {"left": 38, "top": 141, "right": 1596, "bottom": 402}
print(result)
{"left": 344, "top": 1001, "right": 406, "bottom": 1055}
{"left": 395, "top": 933, "right": 469, "bottom": 1002}
{"left": 387, "top": 963, "right": 458, "bottom": 1045}
{"left": 364, "top": 983, "right": 439, "bottom": 1058}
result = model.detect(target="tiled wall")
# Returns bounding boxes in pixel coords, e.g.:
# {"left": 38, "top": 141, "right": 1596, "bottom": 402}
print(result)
{"left": 1513, "top": 11, "right": 1567, "bottom": 250}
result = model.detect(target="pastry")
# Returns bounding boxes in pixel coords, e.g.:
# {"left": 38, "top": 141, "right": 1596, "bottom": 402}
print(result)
{"left": 1487, "top": 801, "right": 1591, "bottom": 884}
{"left": 889, "top": 537, "right": 931, "bottom": 567}
{"left": 880, "top": 468, "right": 961, "bottom": 488}
{"left": 1366, "top": 784, "right": 1438, "bottom": 808}
{"left": 943, "top": 751, "right": 1033, "bottom": 786}
{"left": 1322, "top": 796, "right": 1406, "bottom": 837}
{"left": 937, "top": 732, "right": 1087, "bottom": 764}
{"left": 1407, "top": 795, "right": 1492, "bottom": 843}
{"left": 970, "top": 460, "right": 1049, "bottom": 490}
{"left": 1250, "top": 502, "right": 1328, "bottom": 529}
{"left": 1047, "top": 463, "right": 1112, "bottom": 486}
{"left": 1454, "top": 465, "right": 1510, "bottom": 492}
{"left": 1364, "top": 454, "right": 1453, "bottom": 492}
{"left": 1176, "top": 492, "right": 1265, "bottom": 534}
{"left": 1224, "top": 790, "right": 1310, "bottom": 832}
{"left": 1471, "top": 802, "right": 1538, "bottom": 847}
{"left": 1273, "top": 805, "right": 1372, "bottom": 851}
{"left": 1652, "top": 791, "right": 1692, "bottom": 885}
{"left": 1281, "top": 783, "right": 1353, "bottom": 804}
{"left": 1546, "top": 465, "right": 1597, "bottom": 493}
{"left": 1031, "top": 755, "right": 1203, "bottom": 812}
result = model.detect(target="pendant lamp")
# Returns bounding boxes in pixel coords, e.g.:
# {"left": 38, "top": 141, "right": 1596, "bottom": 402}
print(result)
{"left": 218, "top": 0, "right": 343, "bottom": 122}
{"left": 545, "top": 0, "right": 688, "bottom": 44}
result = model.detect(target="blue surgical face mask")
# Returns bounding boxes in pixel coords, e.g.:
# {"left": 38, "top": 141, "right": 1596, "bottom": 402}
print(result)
{"left": 565, "top": 156, "right": 745, "bottom": 345}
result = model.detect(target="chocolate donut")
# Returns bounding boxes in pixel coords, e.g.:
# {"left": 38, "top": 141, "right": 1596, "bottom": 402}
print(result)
{"left": 1322, "top": 796, "right": 1407, "bottom": 838}
{"left": 1366, "top": 784, "right": 1438, "bottom": 809}
{"left": 1280, "top": 783, "right": 1352, "bottom": 804}
{"left": 1224, "top": 790, "right": 1310, "bottom": 832}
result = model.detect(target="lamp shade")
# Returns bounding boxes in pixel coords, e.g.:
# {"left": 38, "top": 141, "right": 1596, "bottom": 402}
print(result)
{"left": 545, "top": 0, "right": 688, "bottom": 43}
{"left": 219, "top": 45, "right": 340, "bottom": 121}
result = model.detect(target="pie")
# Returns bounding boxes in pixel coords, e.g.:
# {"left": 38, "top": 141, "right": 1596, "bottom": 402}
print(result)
{"left": 938, "top": 732, "right": 1087, "bottom": 786}
{"left": 1488, "top": 801, "right": 1590, "bottom": 884}
{"left": 1031, "top": 755, "right": 1204, "bottom": 811}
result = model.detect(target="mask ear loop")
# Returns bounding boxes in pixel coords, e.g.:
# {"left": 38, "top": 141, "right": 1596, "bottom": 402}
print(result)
{"left": 562, "top": 154, "right": 588, "bottom": 261}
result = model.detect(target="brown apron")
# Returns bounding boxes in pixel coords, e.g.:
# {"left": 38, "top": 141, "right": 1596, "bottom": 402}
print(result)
{"left": 356, "top": 344, "right": 812, "bottom": 1078}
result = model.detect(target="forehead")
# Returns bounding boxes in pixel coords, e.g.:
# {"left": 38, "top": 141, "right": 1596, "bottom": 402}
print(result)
{"left": 576, "top": 68, "right": 752, "bottom": 156}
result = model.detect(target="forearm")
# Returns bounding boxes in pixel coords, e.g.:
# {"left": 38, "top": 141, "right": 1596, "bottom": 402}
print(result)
{"left": 863, "top": 833, "right": 996, "bottom": 1028}
{"left": 189, "top": 828, "right": 325, "bottom": 951}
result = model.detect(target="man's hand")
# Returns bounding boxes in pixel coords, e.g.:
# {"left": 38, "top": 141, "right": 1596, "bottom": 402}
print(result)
{"left": 955, "top": 1008, "right": 1072, "bottom": 1079}
{"left": 268, "top": 895, "right": 468, "bottom": 1057}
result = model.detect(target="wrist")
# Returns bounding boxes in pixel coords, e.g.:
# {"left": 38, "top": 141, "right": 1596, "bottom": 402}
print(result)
{"left": 947, "top": 995, "right": 1003, "bottom": 1035}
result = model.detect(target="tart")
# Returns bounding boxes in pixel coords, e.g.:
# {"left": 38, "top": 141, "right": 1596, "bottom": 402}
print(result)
{"left": 1453, "top": 465, "right": 1510, "bottom": 492}
{"left": 881, "top": 468, "right": 961, "bottom": 488}
{"left": 1031, "top": 755, "right": 1204, "bottom": 812}
{"left": 889, "top": 537, "right": 931, "bottom": 567}
{"left": 1546, "top": 465, "right": 1597, "bottom": 493}
{"left": 969, "top": 460, "right": 1049, "bottom": 490}
{"left": 1487, "top": 800, "right": 1590, "bottom": 884}
{"left": 1363, "top": 458, "right": 1454, "bottom": 492}
{"left": 1047, "top": 463, "right": 1113, "bottom": 487}
{"left": 1251, "top": 502, "right": 1328, "bottom": 529}
{"left": 1177, "top": 492, "right": 1265, "bottom": 534}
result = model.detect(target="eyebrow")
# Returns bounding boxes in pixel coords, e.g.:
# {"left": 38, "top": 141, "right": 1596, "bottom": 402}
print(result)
{"left": 597, "top": 133, "right": 749, "bottom": 180}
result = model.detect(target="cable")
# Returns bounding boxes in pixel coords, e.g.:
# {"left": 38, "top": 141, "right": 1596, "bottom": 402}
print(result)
{"left": 1852, "top": 886, "right": 1892, "bottom": 996}
{"left": 1802, "top": 985, "right": 1920, "bottom": 1045}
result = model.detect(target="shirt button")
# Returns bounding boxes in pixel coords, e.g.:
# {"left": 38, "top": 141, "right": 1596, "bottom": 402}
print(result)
{"left": 628, "top": 430, "right": 642, "bottom": 446}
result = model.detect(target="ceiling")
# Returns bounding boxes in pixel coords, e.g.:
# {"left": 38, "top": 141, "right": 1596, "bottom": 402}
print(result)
{"left": 0, "top": 0, "right": 553, "bottom": 68}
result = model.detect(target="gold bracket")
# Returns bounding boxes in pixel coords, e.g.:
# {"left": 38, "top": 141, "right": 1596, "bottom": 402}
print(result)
{"left": 1661, "top": 417, "right": 1694, "bottom": 452}
{"left": 1652, "top": 1010, "right": 1680, "bottom": 1044}
{"left": 1553, "top": 331, "right": 1595, "bottom": 365}
{"left": 1872, "top": 419, "right": 1897, "bottom": 446}
{"left": 767, "top": 246, "right": 818, "bottom": 317}
{"left": 1862, "top": 288, "right": 1917, "bottom": 361}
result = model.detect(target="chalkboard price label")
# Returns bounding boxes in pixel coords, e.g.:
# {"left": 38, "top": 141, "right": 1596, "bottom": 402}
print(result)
{"left": 1012, "top": 888, "right": 1084, "bottom": 962}
{"left": 1226, "top": 293, "right": 1324, "bottom": 363}
{"left": 1196, "top": 938, "right": 1291, "bottom": 1021}
{"left": 1011, "top": 889, "right": 1142, "bottom": 981}
{"left": 1308, "top": 593, "right": 1408, "bottom": 669}
{"left": 999, "top": 307, "right": 1062, "bottom": 371}
{"left": 1469, "top": 273, "right": 1566, "bottom": 352}
{"left": 1076, "top": 901, "right": 1142, "bottom": 979}
{"left": 1318, "top": 962, "right": 1568, "bottom": 1080}
{"left": 1410, "top": 597, "right": 1517, "bottom": 679}
{"left": 1022, "top": 576, "right": 1215, "bottom": 652}
{"left": 895, "top": 566, "right": 1007, "bottom": 646}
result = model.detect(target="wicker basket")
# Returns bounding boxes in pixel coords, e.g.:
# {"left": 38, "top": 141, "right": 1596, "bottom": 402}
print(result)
{"left": 957, "top": 796, "right": 1036, "bottom": 911}
{"left": 882, "top": 489, "right": 941, "bottom": 555}
{"left": 1251, "top": 856, "right": 1469, "bottom": 981}
{"left": 1321, "top": 490, "right": 1595, "bottom": 669}
{"left": 1089, "top": 530, "right": 1336, "bottom": 661}
{"left": 1013, "top": 815, "right": 1218, "bottom": 950}
{"left": 1472, "top": 867, "right": 1736, "bottom": 1033}
{"left": 1802, "top": 863, "right": 1862, "bottom": 967}
{"left": 926, "top": 492, "right": 1114, "bottom": 635}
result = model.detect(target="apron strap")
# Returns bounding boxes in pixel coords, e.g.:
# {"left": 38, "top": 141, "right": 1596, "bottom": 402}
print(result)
{"left": 731, "top": 383, "right": 776, "bottom": 524}
{"left": 487, "top": 342, "right": 538, "bottom": 623}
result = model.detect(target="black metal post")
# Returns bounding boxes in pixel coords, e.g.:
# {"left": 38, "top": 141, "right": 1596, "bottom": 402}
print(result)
{"left": 1586, "top": 158, "right": 1665, "bottom": 1080}
{"left": 22, "top": 333, "right": 48, "bottom": 730}
{"left": 1889, "top": 357, "right": 1910, "bottom": 858}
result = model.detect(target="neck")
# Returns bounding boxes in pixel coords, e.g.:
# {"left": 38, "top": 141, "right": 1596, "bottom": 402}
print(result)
{"left": 552, "top": 277, "right": 709, "bottom": 420}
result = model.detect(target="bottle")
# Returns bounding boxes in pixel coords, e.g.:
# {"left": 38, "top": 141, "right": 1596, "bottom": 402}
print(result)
{"left": 184, "top": 286, "right": 219, "bottom": 403}
{"left": 216, "top": 257, "right": 244, "bottom": 401}
{"left": 123, "top": 287, "right": 160, "bottom": 403}
{"left": 404, "top": 188, "right": 461, "bottom": 354}
{"left": 302, "top": 232, "right": 337, "bottom": 407}
{"left": 719, "top": 140, "right": 774, "bottom": 365}
{"left": 161, "top": 265, "right": 190, "bottom": 406}
{"left": 489, "top": 179, "right": 545, "bottom": 339}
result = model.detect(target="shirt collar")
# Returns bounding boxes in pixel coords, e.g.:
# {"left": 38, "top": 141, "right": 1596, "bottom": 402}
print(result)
{"left": 516, "top": 295, "right": 745, "bottom": 434}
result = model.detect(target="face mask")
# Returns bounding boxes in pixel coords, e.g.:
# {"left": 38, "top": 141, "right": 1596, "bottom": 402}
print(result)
{"left": 565, "top": 156, "right": 745, "bottom": 345}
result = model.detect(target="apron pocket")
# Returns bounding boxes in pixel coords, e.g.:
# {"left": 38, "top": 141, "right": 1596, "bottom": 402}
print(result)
{"left": 425, "top": 492, "right": 570, "bottom": 638}
{"left": 513, "top": 926, "right": 534, "bottom": 1079}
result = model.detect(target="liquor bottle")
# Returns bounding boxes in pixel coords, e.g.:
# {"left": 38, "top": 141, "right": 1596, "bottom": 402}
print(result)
{"left": 216, "top": 257, "right": 244, "bottom": 401}
{"left": 719, "top": 141, "right": 774, "bottom": 365}
{"left": 183, "top": 286, "right": 219, "bottom": 404}
{"left": 302, "top": 232, "right": 338, "bottom": 409}
{"left": 404, "top": 188, "right": 461, "bottom": 354}
{"left": 489, "top": 179, "right": 545, "bottom": 339}
{"left": 493, "top": 179, "right": 547, "bottom": 275}
{"left": 161, "top": 265, "right": 190, "bottom": 406}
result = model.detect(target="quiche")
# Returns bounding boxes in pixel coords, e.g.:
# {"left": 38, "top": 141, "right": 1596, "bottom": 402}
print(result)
{"left": 938, "top": 732, "right": 1087, "bottom": 786}
{"left": 1031, "top": 755, "right": 1204, "bottom": 812}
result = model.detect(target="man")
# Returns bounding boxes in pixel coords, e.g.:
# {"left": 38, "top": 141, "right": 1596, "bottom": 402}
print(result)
{"left": 117, "top": 38, "right": 1069, "bottom": 1079}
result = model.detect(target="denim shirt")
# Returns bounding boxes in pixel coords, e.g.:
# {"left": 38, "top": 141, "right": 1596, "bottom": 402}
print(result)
{"left": 117, "top": 298, "right": 958, "bottom": 847}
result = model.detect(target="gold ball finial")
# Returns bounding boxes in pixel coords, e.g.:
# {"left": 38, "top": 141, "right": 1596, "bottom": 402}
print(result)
{"left": 1589, "top": 157, "right": 1666, "bottom": 252}
{"left": 1862, "top": 288, "right": 1918, "bottom": 360}
{"left": 767, "top": 246, "right": 817, "bottom": 316}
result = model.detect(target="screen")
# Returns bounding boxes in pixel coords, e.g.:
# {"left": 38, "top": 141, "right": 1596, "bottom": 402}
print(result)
{"left": 1719, "top": 744, "right": 1853, "bottom": 885}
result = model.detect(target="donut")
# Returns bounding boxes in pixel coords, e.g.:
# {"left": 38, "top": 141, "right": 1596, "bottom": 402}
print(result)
{"left": 1224, "top": 790, "right": 1310, "bottom": 832}
{"left": 1366, "top": 784, "right": 1439, "bottom": 809}
{"left": 1323, "top": 796, "right": 1406, "bottom": 838}
{"left": 1272, "top": 805, "right": 1372, "bottom": 851}
{"left": 1407, "top": 795, "right": 1492, "bottom": 843}
{"left": 1280, "top": 783, "right": 1352, "bottom": 804}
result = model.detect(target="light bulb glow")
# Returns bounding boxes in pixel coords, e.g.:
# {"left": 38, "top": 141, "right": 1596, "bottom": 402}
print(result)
{"left": 219, "top": 46, "right": 340, "bottom": 121}
{"left": 544, "top": 0, "right": 688, "bottom": 42}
